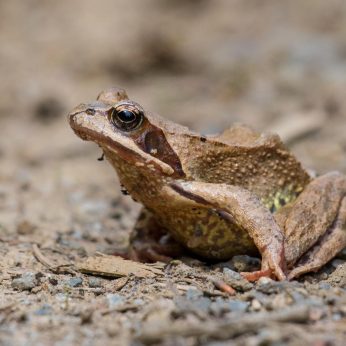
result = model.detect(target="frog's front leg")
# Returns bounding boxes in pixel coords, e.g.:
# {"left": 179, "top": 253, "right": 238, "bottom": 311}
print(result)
{"left": 171, "top": 182, "right": 286, "bottom": 281}
{"left": 128, "top": 207, "right": 184, "bottom": 263}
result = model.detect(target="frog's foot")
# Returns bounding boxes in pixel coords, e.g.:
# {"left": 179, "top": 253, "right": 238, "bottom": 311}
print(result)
{"left": 128, "top": 244, "right": 175, "bottom": 263}
{"left": 241, "top": 249, "right": 287, "bottom": 282}
{"left": 287, "top": 196, "right": 346, "bottom": 281}
{"left": 128, "top": 208, "right": 184, "bottom": 263}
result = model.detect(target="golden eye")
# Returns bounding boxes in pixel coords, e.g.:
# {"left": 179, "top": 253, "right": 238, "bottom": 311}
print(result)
{"left": 111, "top": 103, "right": 144, "bottom": 131}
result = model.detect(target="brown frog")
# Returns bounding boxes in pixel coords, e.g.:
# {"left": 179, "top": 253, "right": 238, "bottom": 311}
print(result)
{"left": 68, "top": 87, "right": 346, "bottom": 281}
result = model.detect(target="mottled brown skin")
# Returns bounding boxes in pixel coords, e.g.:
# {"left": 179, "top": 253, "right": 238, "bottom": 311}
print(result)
{"left": 69, "top": 87, "right": 346, "bottom": 281}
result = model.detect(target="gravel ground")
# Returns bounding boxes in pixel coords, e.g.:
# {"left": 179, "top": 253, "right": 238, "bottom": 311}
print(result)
{"left": 1, "top": 1, "right": 346, "bottom": 345}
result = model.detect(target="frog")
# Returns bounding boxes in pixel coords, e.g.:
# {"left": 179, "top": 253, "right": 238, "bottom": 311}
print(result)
{"left": 68, "top": 87, "right": 346, "bottom": 281}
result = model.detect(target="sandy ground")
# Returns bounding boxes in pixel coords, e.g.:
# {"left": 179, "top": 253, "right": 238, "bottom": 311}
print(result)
{"left": 1, "top": 1, "right": 346, "bottom": 345}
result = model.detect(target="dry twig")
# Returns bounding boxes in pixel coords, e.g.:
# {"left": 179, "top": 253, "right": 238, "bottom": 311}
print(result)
{"left": 211, "top": 278, "right": 236, "bottom": 296}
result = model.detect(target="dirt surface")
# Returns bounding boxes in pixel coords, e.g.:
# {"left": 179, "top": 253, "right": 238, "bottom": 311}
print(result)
{"left": 1, "top": 1, "right": 346, "bottom": 345}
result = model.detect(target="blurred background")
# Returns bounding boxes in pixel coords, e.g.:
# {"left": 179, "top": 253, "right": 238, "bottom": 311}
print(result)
{"left": 1, "top": 0, "right": 346, "bottom": 246}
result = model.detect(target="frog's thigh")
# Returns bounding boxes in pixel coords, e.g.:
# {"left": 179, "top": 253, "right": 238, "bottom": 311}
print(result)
{"left": 284, "top": 172, "right": 346, "bottom": 266}
{"left": 128, "top": 207, "right": 183, "bottom": 263}
{"left": 287, "top": 196, "right": 346, "bottom": 280}
{"left": 171, "top": 181, "right": 286, "bottom": 281}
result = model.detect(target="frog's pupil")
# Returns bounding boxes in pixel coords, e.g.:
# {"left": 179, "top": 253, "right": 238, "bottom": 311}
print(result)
{"left": 117, "top": 110, "right": 136, "bottom": 123}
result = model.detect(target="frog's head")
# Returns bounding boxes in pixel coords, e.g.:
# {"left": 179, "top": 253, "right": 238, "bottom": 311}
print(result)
{"left": 68, "top": 88, "right": 189, "bottom": 178}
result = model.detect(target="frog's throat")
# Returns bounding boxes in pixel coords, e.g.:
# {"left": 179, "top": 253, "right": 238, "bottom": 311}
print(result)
{"left": 69, "top": 118, "right": 175, "bottom": 176}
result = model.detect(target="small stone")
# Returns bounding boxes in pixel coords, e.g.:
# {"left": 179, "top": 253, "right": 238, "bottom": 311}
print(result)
{"left": 210, "top": 299, "right": 230, "bottom": 316}
{"left": 290, "top": 291, "right": 305, "bottom": 304}
{"left": 133, "top": 299, "right": 145, "bottom": 306}
{"left": 62, "top": 278, "right": 83, "bottom": 287}
{"left": 332, "top": 259, "right": 345, "bottom": 269}
{"left": 252, "top": 291, "right": 271, "bottom": 308}
{"left": 333, "top": 313, "right": 342, "bottom": 321}
{"left": 229, "top": 300, "right": 248, "bottom": 312}
{"left": 31, "top": 286, "right": 42, "bottom": 294}
{"left": 302, "top": 298, "right": 324, "bottom": 308}
{"left": 185, "top": 289, "right": 211, "bottom": 311}
{"left": 33, "top": 304, "right": 53, "bottom": 316}
{"left": 309, "top": 308, "right": 324, "bottom": 322}
{"left": 222, "top": 268, "right": 253, "bottom": 291}
{"left": 271, "top": 293, "right": 288, "bottom": 310}
{"left": 88, "top": 277, "right": 102, "bottom": 288}
{"left": 257, "top": 277, "right": 274, "bottom": 285}
{"left": 145, "top": 279, "right": 155, "bottom": 285}
{"left": 186, "top": 288, "right": 203, "bottom": 301}
{"left": 106, "top": 294, "right": 124, "bottom": 308}
{"left": 211, "top": 261, "right": 236, "bottom": 272}
{"left": 319, "top": 283, "right": 331, "bottom": 290}
{"left": 250, "top": 299, "right": 262, "bottom": 311}
{"left": 16, "top": 221, "right": 36, "bottom": 235}
{"left": 49, "top": 277, "right": 58, "bottom": 286}
{"left": 12, "top": 275, "right": 38, "bottom": 291}
{"left": 257, "top": 281, "right": 303, "bottom": 294}
{"left": 230, "top": 255, "right": 261, "bottom": 272}
{"left": 193, "top": 297, "right": 212, "bottom": 312}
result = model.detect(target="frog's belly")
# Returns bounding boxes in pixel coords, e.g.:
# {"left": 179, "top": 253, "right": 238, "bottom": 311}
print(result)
{"left": 156, "top": 206, "right": 259, "bottom": 260}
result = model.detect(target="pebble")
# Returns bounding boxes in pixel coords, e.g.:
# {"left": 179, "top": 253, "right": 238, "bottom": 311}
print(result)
{"left": 133, "top": 299, "right": 145, "bottom": 306}
{"left": 209, "top": 299, "right": 230, "bottom": 316}
{"left": 332, "top": 259, "right": 345, "bottom": 268}
{"left": 33, "top": 304, "right": 53, "bottom": 316}
{"left": 290, "top": 291, "right": 305, "bottom": 304}
{"left": 250, "top": 299, "right": 262, "bottom": 311}
{"left": 257, "top": 277, "right": 274, "bottom": 285}
{"left": 252, "top": 291, "right": 271, "bottom": 308}
{"left": 31, "top": 286, "right": 42, "bottom": 294}
{"left": 222, "top": 268, "right": 253, "bottom": 291}
{"left": 193, "top": 297, "right": 212, "bottom": 312}
{"left": 257, "top": 281, "right": 303, "bottom": 294}
{"left": 49, "top": 277, "right": 58, "bottom": 286}
{"left": 88, "top": 277, "right": 102, "bottom": 288}
{"left": 106, "top": 294, "right": 124, "bottom": 308}
{"left": 12, "top": 275, "right": 38, "bottom": 291}
{"left": 184, "top": 289, "right": 212, "bottom": 312}
{"left": 186, "top": 288, "right": 203, "bottom": 301}
{"left": 62, "top": 278, "right": 83, "bottom": 287}
{"left": 229, "top": 300, "right": 248, "bottom": 312}
{"left": 319, "top": 283, "right": 331, "bottom": 290}
{"left": 230, "top": 255, "right": 261, "bottom": 272}
{"left": 333, "top": 313, "right": 342, "bottom": 321}
{"left": 301, "top": 298, "right": 324, "bottom": 308}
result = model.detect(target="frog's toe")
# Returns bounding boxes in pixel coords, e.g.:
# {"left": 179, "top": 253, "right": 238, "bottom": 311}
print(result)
{"left": 241, "top": 269, "right": 273, "bottom": 282}
{"left": 128, "top": 245, "right": 174, "bottom": 263}
{"left": 287, "top": 262, "right": 321, "bottom": 281}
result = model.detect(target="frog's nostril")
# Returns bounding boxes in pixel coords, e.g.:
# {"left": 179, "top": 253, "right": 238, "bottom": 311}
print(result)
{"left": 86, "top": 109, "right": 96, "bottom": 116}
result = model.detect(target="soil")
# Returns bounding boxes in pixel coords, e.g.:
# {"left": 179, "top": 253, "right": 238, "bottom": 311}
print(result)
{"left": 1, "top": 1, "right": 346, "bottom": 345}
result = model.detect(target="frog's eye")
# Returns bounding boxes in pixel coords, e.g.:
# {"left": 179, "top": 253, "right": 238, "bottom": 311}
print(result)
{"left": 111, "top": 103, "right": 144, "bottom": 131}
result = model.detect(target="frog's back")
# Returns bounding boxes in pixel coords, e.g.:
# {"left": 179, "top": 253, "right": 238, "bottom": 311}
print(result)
{"left": 168, "top": 123, "right": 311, "bottom": 212}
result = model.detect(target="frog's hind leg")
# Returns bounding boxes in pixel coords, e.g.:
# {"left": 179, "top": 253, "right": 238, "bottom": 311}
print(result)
{"left": 287, "top": 196, "right": 346, "bottom": 280}
{"left": 128, "top": 208, "right": 184, "bottom": 263}
{"left": 170, "top": 181, "right": 287, "bottom": 281}
{"left": 284, "top": 172, "right": 346, "bottom": 267}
